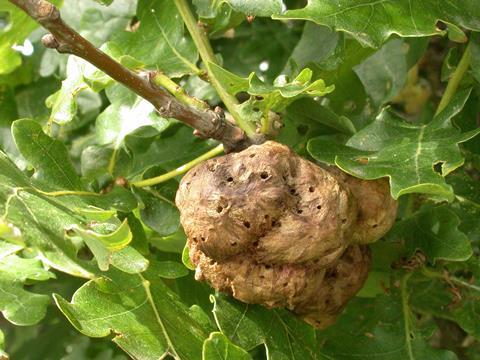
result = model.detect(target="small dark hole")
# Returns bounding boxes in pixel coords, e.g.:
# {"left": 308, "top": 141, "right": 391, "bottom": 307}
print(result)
{"left": 255, "top": 96, "right": 264, "bottom": 100}
{"left": 264, "top": 214, "right": 269, "bottom": 219}
{"left": 309, "top": 186, "right": 315, "bottom": 192}
{"left": 297, "top": 209, "right": 303, "bottom": 214}
{"left": 260, "top": 171, "right": 269, "bottom": 179}
{"left": 201, "top": 236, "right": 206, "bottom": 242}
{"left": 216, "top": 206, "right": 223, "bottom": 213}
{"left": 231, "top": 242, "right": 237, "bottom": 246}
{"left": 259, "top": 275, "right": 265, "bottom": 279}
{"left": 249, "top": 153, "right": 255, "bottom": 158}
{"left": 243, "top": 221, "right": 251, "bottom": 228}
{"left": 193, "top": 237, "right": 198, "bottom": 242}
{"left": 193, "top": 172, "right": 197, "bottom": 177}
{"left": 283, "top": 283, "right": 288, "bottom": 287}
{"left": 253, "top": 107, "right": 260, "bottom": 112}
{"left": 317, "top": 205, "right": 322, "bottom": 210}
{"left": 209, "top": 259, "right": 216, "bottom": 265}
{"left": 227, "top": 177, "right": 233, "bottom": 182}
{"left": 265, "top": 265, "right": 271, "bottom": 269}
{"left": 253, "top": 240, "right": 259, "bottom": 247}
{"left": 372, "top": 224, "right": 378, "bottom": 228}
{"left": 341, "top": 218, "right": 347, "bottom": 224}
{"left": 290, "top": 189, "right": 296, "bottom": 195}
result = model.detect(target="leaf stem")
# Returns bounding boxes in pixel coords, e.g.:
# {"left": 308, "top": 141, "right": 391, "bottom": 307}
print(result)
{"left": 36, "top": 189, "right": 100, "bottom": 197}
{"left": 152, "top": 72, "right": 209, "bottom": 111}
{"left": 401, "top": 272, "right": 414, "bottom": 360}
{"left": 436, "top": 42, "right": 472, "bottom": 115}
{"left": 173, "top": 0, "right": 256, "bottom": 137}
{"left": 421, "top": 267, "right": 480, "bottom": 293}
{"left": 131, "top": 144, "right": 224, "bottom": 187}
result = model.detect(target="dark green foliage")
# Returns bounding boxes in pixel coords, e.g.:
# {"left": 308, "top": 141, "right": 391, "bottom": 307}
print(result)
{"left": 1, "top": 0, "right": 479, "bottom": 359}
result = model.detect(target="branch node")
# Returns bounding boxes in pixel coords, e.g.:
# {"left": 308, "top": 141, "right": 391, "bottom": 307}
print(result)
{"left": 37, "top": 0, "right": 57, "bottom": 19}
{"left": 41, "top": 33, "right": 58, "bottom": 48}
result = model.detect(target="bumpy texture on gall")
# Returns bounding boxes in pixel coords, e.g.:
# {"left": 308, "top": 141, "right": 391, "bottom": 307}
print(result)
{"left": 176, "top": 141, "right": 397, "bottom": 328}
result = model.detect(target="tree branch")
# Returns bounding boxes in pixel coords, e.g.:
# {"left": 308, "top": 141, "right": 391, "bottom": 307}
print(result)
{"left": 9, "top": 0, "right": 251, "bottom": 152}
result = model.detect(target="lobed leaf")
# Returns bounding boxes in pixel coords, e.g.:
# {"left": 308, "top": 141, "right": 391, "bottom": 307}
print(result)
{"left": 54, "top": 269, "right": 210, "bottom": 359}
{"left": 0, "top": 241, "right": 55, "bottom": 326}
{"left": 275, "top": 0, "right": 480, "bottom": 48}
{"left": 308, "top": 89, "right": 480, "bottom": 200}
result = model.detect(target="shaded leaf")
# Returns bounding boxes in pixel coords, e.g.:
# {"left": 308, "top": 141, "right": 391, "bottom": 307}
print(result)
{"left": 152, "top": 261, "right": 189, "bottom": 279}
{"left": 203, "top": 332, "right": 251, "bottom": 360}
{"left": 212, "top": 294, "right": 324, "bottom": 359}
{"left": 0, "top": 241, "right": 55, "bottom": 325}
{"left": 389, "top": 204, "right": 472, "bottom": 262}
{"left": 45, "top": 56, "right": 89, "bottom": 125}
{"left": 133, "top": 187, "right": 180, "bottom": 237}
{"left": 319, "top": 288, "right": 457, "bottom": 359}
{"left": 61, "top": 0, "right": 136, "bottom": 47}
{"left": 410, "top": 274, "right": 480, "bottom": 339}
{"left": 114, "top": 0, "right": 199, "bottom": 77}
{"left": 353, "top": 39, "right": 407, "bottom": 107}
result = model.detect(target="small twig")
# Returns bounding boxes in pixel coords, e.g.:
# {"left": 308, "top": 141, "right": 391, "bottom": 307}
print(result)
{"left": 9, "top": 0, "right": 250, "bottom": 152}
{"left": 436, "top": 42, "right": 472, "bottom": 115}
{"left": 151, "top": 72, "right": 209, "bottom": 111}
{"left": 173, "top": 0, "right": 258, "bottom": 138}
{"left": 131, "top": 144, "right": 224, "bottom": 188}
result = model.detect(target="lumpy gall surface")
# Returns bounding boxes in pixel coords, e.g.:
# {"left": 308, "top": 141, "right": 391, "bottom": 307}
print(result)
{"left": 176, "top": 141, "right": 397, "bottom": 328}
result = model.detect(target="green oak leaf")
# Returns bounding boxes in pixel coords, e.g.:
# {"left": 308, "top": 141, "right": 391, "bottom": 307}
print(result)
{"left": 0, "top": 241, "right": 55, "bottom": 326}
{"left": 448, "top": 172, "right": 480, "bottom": 243}
{"left": 54, "top": 269, "right": 209, "bottom": 360}
{"left": 203, "top": 332, "right": 251, "bottom": 360}
{"left": 60, "top": 0, "right": 136, "bottom": 47}
{"left": 0, "top": 1, "right": 61, "bottom": 74}
{"left": 0, "top": 148, "right": 135, "bottom": 277}
{"left": 96, "top": 84, "right": 169, "bottom": 174}
{"left": 308, "top": 89, "right": 480, "bottom": 200}
{"left": 211, "top": 294, "right": 324, "bottom": 359}
{"left": 0, "top": 150, "right": 93, "bottom": 277}
{"left": 210, "top": 63, "right": 334, "bottom": 111}
{"left": 389, "top": 204, "right": 472, "bottom": 262}
{"left": 410, "top": 274, "right": 480, "bottom": 340}
{"left": 275, "top": 0, "right": 480, "bottom": 48}
{"left": 45, "top": 56, "right": 90, "bottom": 125}
{"left": 214, "top": 0, "right": 282, "bottom": 17}
{"left": 209, "top": 62, "right": 334, "bottom": 128}
{"left": 12, "top": 119, "right": 84, "bottom": 191}
{"left": 71, "top": 219, "right": 148, "bottom": 274}
{"left": 133, "top": 187, "right": 180, "bottom": 237}
{"left": 283, "top": 23, "right": 373, "bottom": 118}
{"left": 151, "top": 260, "right": 189, "bottom": 279}
{"left": 353, "top": 39, "right": 407, "bottom": 107}
{"left": 114, "top": 0, "right": 199, "bottom": 77}
{"left": 319, "top": 287, "right": 457, "bottom": 359}
{"left": 215, "top": 19, "right": 303, "bottom": 81}
{"left": 193, "top": 0, "right": 244, "bottom": 36}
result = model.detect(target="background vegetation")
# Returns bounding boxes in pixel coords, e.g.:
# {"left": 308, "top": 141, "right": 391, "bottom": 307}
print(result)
{"left": 1, "top": 0, "right": 480, "bottom": 359}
